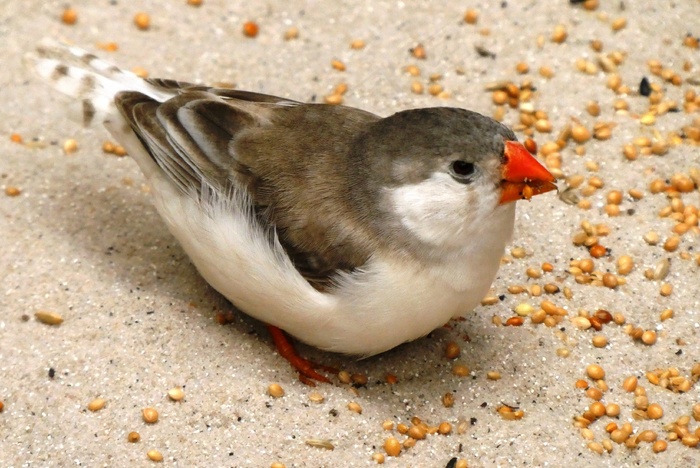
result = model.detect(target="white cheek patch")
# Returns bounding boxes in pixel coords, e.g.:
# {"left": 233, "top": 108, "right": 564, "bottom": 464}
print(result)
{"left": 388, "top": 172, "right": 493, "bottom": 247}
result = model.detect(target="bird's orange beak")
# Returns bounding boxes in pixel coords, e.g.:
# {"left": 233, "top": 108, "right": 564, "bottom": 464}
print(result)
{"left": 500, "top": 140, "right": 557, "bottom": 204}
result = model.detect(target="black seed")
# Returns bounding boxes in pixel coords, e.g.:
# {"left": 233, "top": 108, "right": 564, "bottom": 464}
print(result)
{"left": 639, "top": 77, "right": 651, "bottom": 96}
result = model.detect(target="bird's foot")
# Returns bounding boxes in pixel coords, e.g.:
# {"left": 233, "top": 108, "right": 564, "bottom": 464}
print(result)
{"left": 267, "top": 325, "right": 338, "bottom": 386}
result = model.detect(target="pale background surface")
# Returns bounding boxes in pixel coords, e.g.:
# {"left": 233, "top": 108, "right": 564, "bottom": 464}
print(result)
{"left": 1, "top": 1, "right": 699, "bottom": 466}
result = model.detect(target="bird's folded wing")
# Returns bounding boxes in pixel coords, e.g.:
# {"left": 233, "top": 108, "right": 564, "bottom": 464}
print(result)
{"left": 115, "top": 87, "right": 376, "bottom": 289}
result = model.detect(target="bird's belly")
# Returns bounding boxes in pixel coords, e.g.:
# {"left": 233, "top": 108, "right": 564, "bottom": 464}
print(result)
{"left": 148, "top": 182, "right": 505, "bottom": 357}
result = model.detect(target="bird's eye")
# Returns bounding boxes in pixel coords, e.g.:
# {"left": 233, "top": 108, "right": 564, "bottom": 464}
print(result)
{"left": 449, "top": 160, "right": 476, "bottom": 182}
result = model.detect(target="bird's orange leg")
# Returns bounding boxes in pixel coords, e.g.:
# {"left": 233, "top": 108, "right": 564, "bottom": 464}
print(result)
{"left": 267, "top": 325, "right": 338, "bottom": 386}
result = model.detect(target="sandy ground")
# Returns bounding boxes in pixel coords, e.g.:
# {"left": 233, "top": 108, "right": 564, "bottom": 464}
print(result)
{"left": 2, "top": 1, "right": 700, "bottom": 467}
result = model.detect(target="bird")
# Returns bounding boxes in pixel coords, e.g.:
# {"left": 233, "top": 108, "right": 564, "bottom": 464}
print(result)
{"left": 28, "top": 40, "right": 556, "bottom": 384}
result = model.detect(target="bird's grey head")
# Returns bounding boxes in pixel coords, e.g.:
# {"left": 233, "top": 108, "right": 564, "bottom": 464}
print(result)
{"left": 350, "top": 107, "right": 518, "bottom": 251}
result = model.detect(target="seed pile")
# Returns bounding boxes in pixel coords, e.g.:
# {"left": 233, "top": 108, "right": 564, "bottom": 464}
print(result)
{"left": 572, "top": 364, "right": 700, "bottom": 453}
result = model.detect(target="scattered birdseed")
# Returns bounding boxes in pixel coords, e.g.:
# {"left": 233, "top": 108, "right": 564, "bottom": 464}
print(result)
{"left": 187, "top": 0, "right": 203, "bottom": 6}
{"left": 464, "top": 9, "right": 479, "bottom": 24}
{"left": 142, "top": 407, "right": 159, "bottom": 424}
{"left": 5, "top": 186, "right": 21, "bottom": 197}
{"left": 128, "top": 431, "right": 140, "bottom": 443}
{"left": 134, "top": 12, "right": 151, "bottom": 30}
{"left": 592, "top": 335, "right": 608, "bottom": 348}
{"left": 347, "top": 401, "right": 362, "bottom": 414}
{"left": 146, "top": 449, "right": 163, "bottom": 462}
{"left": 167, "top": 387, "right": 184, "bottom": 401}
{"left": 611, "top": 17, "right": 627, "bottom": 32}
{"left": 410, "top": 44, "right": 426, "bottom": 60}
{"left": 551, "top": 24, "right": 568, "bottom": 43}
{"left": 452, "top": 364, "right": 470, "bottom": 377}
{"left": 652, "top": 440, "right": 668, "bottom": 453}
{"left": 487, "top": 371, "right": 502, "bottom": 380}
{"left": 283, "top": 27, "right": 299, "bottom": 40}
{"left": 587, "top": 441, "right": 604, "bottom": 455}
{"left": 242, "top": 21, "right": 259, "bottom": 38}
{"left": 63, "top": 139, "right": 78, "bottom": 154}
{"left": 407, "top": 425, "right": 426, "bottom": 440}
{"left": 271, "top": 463, "right": 286, "bottom": 468}
{"left": 61, "top": 8, "right": 78, "bottom": 25}
{"left": 586, "top": 365, "right": 605, "bottom": 381}
{"left": 383, "top": 437, "right": 401, "bottom": 457}
{"left": 338, "top": 371, "right": 352, "bottom": 384}
{"left": 372, "top": 453, "right": 385, "bottom": 464}
{"left": 34, "top": 311, "right": 63, "bottom": 326}
{"left": 497, "top": 405, "right": 524, "bottom": 420}
{"left": 308, "top": 392, "right": 324, "bottom": 403}
{"left": 641, "top": 330, "right": 657, "bottom": 345}
{"left": 438, "top": 422, "right": 452, "bottom": 435}
{"left": 445, "top": 342, "right": 461, "bottom": 359}
{"left": 305, "top": 439, "right": 334, "bottom": 450}
{"left": 647, "top": 403, "right": 664, "bottom": 420}
{"left": 87, "top": 398, "right": 106, "bottom": 412}
{"left": 268, "top": 383, "right": 284, "bottom": 398}
{"left": 442, "top": 392, "right": 455, "bottom": 408}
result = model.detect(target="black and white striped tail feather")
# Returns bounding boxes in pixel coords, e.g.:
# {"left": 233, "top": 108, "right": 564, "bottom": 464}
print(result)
{"left": 27, "top": 39, "right": 176, "bottom": 127}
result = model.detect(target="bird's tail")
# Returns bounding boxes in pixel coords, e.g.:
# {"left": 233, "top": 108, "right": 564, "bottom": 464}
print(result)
{"left": 25, "top": 39, "right": 175, "bottom": 127}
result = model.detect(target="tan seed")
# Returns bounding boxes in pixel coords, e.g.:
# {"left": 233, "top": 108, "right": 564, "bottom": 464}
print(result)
{"left": 602, "top": 273, "right": 618, "bottom": 289}
{"left": 349, "top": 39, "right": 365, "bottom": 49}
{"left": 606, "top": 403, "right": 620, "bottom": 417}
{"left": 487, "top": 371, "right": 502, "bottom": 380}
{"left": 637, "top": 430, "right": 657, "bottom": 443}
{"left": 372, "top": 453, "right": 385, "bottom": 464}
{"left": 383, "top": 437, "right": 401, "bottom": 457}
{"left": 587, "top": 364, "right": 605, "bottom": 380}
{"left": 643, "top": 231, "right": 660, "bottom": 245}
{"left": 61, "top": 8, "right": 78, "bottom": 25}
{"left": 551, "top": 24, "right": 568, "bottom": 43}
{"left": 34, "top": 311, "right": 64, "bottom": 326}
{"left": 167, "top": 387, "right": 184, "bottom": 401}
{"left": 283, "top": 27, "right": 299, "bottom": 40}
{"left": 324, "top": 94, "right": 343, "bottom": 105}
{"left": 464, "top": 9, "right": 479, "bottom": 24}
{"left": 445, "top": 341, "right": 461, "bottom": 359}
{"left": 611, "top": 17, "right": 627, "bottom": 31}
{"left": 692, "top": 403, "right": 700, "bottom": 421}
{"left": 268, "top": 383, "right": 284, "bottom": 398}
{"left": 652, "top": 440, "right": 667, "bottom": 453}
{"left": 438, "top": 421, "right": 452, "bottom": 435}
{"left": 407, "top": 425, "right": 426, "bottom": 440}
{"left": 587, "top": 441, "right": 604, "bottom": 455}
{"left": 592, "top": 335, "right": 608, "bottom": 348}
{"left": 308, "top": 392, "right": 324, "bottom": 403}
{"left": 453, "top": 364, "right": 470, "bottom": 377}
{"left": 660, "top": 283, "right": 673, "bottom": 297}
{"left": 586, "top": 388, "right": 603, "bottom": 401}
{"left": 133, "top": 12, "right": 151, "bottom": 30}
{"left": 147, "top": 449, "right": 163, "bottom": 462}
{"left": 142, "top": 407, "right": 159, "bottom": 424}
{"left": 647, "top": 403, "right": 663, "bottom": 419}
{"left": 442, "top": 392, "right": 455, "bottom": 408}
{"left": 641, "top": 330, "right": 657, "bottom": 345}
{"left": 127, "top": 431, "right": 140, "bottom": 443}
{"left": 63, "top": 138, "right": 79, "bottom": 154}
{"left": 87, "top": 398, "right": 106, "bottom": 412}
{"left": 616, "top": 255, "right": 634, "bottom": 275}
{"left": 347, "top": 401, "right": 362, "bottom": 414}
